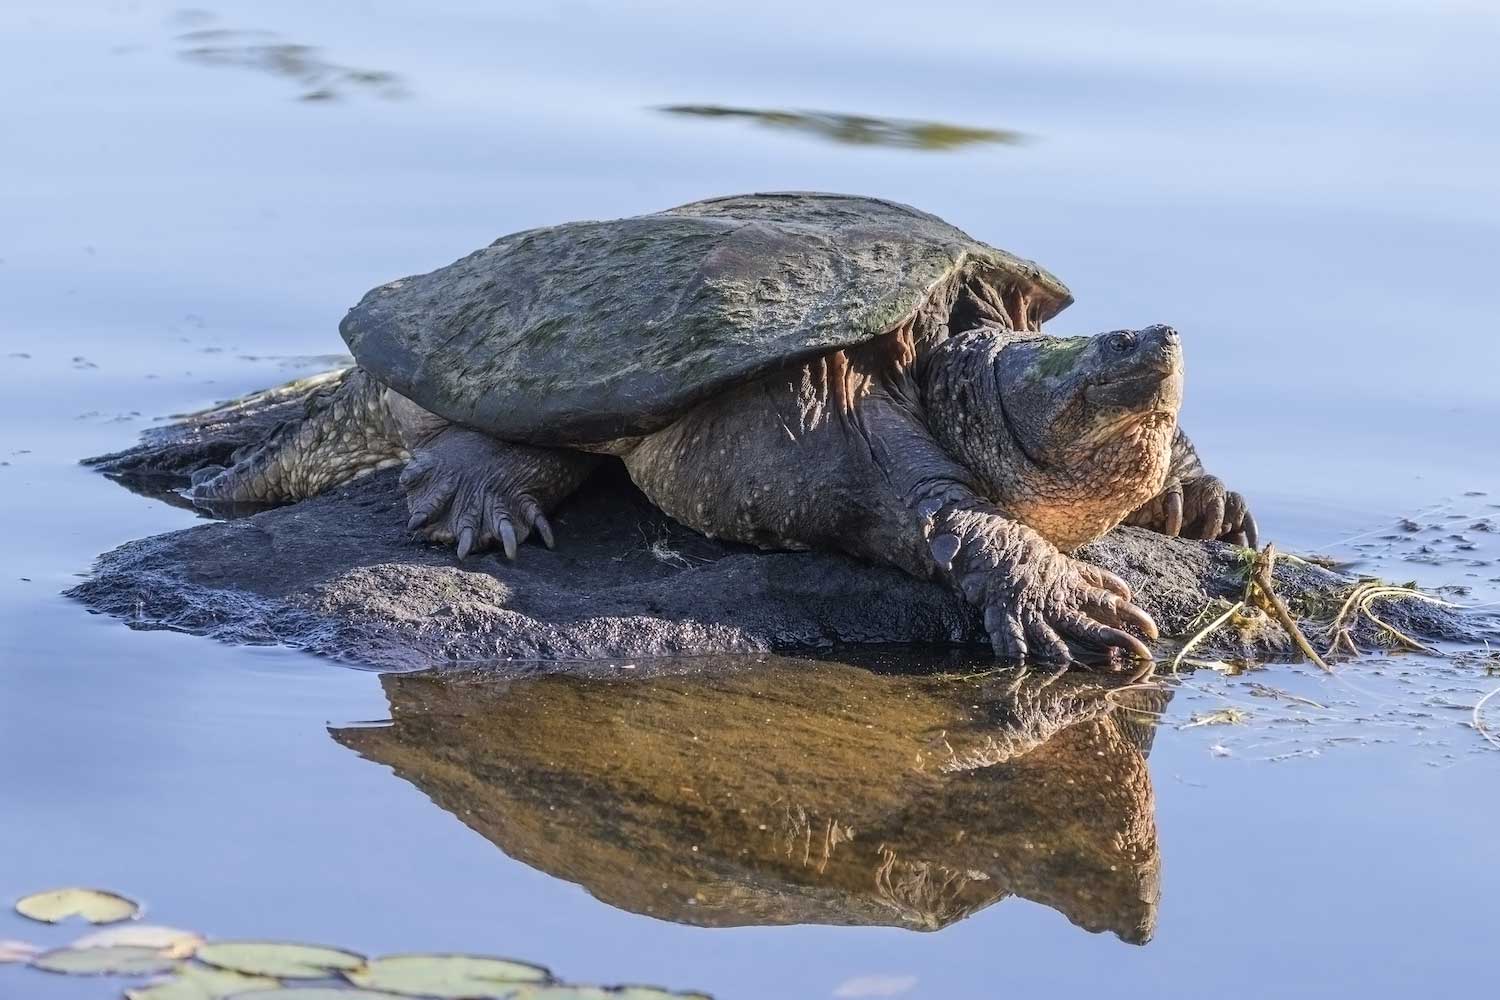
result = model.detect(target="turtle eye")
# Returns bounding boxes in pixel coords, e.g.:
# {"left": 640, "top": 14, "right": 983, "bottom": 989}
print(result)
{"left": 1106, "top": 331, "right": 1137, "bottom": 354}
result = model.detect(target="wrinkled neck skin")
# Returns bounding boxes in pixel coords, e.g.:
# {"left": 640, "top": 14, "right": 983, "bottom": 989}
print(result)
{"left": 920, "top": 330, "right": 1177, "bottom": 552}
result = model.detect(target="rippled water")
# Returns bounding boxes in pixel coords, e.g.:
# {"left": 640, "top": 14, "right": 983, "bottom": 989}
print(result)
{"left": 3, "top": 1, "right": 1499, "bottom": 997}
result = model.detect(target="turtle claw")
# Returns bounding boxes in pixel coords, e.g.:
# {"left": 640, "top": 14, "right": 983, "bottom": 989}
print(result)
{"left": 533, "top": 510, "right": 555, "bottom": 549}
{"left": 1126, "top": 475, "right": 1257, "bottom": 548}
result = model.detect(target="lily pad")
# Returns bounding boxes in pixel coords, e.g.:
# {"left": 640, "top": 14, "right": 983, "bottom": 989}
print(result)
{"left": 15, "top": 887, "right": 141, "bottom": 924}
{"left": 74, "top": 923, "right": 205, "bottom": 958}
{"left": 0, "top": 939, "right": 40, "bottom": 963}
{"left": 127, "top": 964, "right": 281, "bottom": 1000}
{"left": 30, "top": 944, "right": 180, "bottom": 976}
{"left": 346, "top": 954, "right": 551, "bottom": 997}
{"left": 226, "top": 989, "right": 412, "bottom": 1000}
{"left": 197, "top": 941, "right": 366, "bottom": 979}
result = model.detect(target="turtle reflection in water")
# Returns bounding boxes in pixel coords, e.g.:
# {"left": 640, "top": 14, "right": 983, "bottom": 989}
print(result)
{"left": 332, "top": 656, "right": 1168, "bottom": 943}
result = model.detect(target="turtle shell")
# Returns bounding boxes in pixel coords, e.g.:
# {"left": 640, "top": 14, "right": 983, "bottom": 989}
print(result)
{"left": 340, "top": 192, "right": 1072, "bottom": 443}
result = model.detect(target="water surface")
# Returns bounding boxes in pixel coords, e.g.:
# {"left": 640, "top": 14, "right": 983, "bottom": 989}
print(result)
{"left": 3, "top": 1, "right": 1498, "bottom": 997}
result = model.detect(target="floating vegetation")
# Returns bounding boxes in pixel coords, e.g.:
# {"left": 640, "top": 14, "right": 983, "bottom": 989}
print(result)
{"left": 1168, "top": 543, "right": 1466, "bottom": 674}
{"left": 14, "top": 887, "right": 141, "bottom": 924}
{"left": 1474, "top": 685, "right": 1500, "bottom": 751}
{"left": 126, "top": 963, "right": 279, "bottom": 1000}
{"left": 6, "top": 887, "right": 713, "bottom": 998}
{"left": 346, "top": 954, "right": 549, "bottom": 997}
{"left": 72, "top": 925, "right": 204, "bottom": 958}
{"left": 658, "top": 104, "right": 1023, "bottom": 151}
{"left": 1323, "top": 579, "right": 1458, "bottom": 657}
{"left": 1180, "top": 707, "right": 1248, "bottom": 729}
{"left": 31, "top": 944, "right": 180, "bottom": 976}
{"left": 173, "top": 14, "right": 407, "bottom": 102}
{"left": 196, "top": 942, "right": 366, "bottom": 980}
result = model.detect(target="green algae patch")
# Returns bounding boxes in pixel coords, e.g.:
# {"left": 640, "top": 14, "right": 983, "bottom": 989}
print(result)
{"left": 1031, "top": 336, "right": 1090, "bottom": 379}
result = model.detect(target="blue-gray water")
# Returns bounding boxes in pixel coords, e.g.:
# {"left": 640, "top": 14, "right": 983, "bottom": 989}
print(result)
{"left": 2, "top": 1, "right": 1498, "bottom": 997}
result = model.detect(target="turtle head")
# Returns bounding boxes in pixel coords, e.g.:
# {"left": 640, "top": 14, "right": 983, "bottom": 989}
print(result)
{"left": 998, "top": 325, "right": 1183, "bottom": 457}
{"left": 925, "top": 325, "right": 1182, "bottom": 551}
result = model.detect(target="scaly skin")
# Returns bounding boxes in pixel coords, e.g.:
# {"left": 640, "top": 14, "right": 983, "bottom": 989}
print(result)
{"left": 625, "top": 325, "right": 1184, "bottom": 665}
{"left": 192, "top": 368, "right": 406, "bottom": 502}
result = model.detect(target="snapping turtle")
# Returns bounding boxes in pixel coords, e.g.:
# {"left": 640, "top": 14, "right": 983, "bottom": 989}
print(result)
{"left": 195, "top": 192, "right": 1255, "bottom": 664}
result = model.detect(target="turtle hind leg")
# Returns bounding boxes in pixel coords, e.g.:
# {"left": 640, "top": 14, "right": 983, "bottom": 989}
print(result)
{"left": 192, "top": 367, "right": 405, "bottom": 504}
{"left": 400, "top": 427, "right": 598, "bottom": 560}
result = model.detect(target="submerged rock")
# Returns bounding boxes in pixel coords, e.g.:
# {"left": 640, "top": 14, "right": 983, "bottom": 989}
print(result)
{"left": 72, "top": 376, "right": 1489, "bottom": 671}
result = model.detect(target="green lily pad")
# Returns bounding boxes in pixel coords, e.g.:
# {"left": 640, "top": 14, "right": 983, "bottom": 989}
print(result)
{"left": 0, "top": 939, "right": 40, "bottom": 964}
{"left": 226, "top": 989, "right": 412, "bottom": 1000}
{"left": 30, "top": 944, "right": 179, "bottom": 976}
{"left": 73, "top": 924, "right": 205, "bottom": 958}
{"left": 126, "top": 964, "right": 281, "bottom": 1000}
{"left": 346, "top": 953, "right": 551, "bottom": 997}
{"left": 197, "top": 941, "right": 366, "bottom": 979}
{"left": 15, "top": 887, "right": 141, "bottom": 924}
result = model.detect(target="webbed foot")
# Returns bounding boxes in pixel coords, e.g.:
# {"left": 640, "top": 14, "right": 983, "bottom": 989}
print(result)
{"left": 1127, "top": 475, "right": 1257, "bottom": 548}
{"left": 400, "top": 428, "right": 595, "bottom": 560}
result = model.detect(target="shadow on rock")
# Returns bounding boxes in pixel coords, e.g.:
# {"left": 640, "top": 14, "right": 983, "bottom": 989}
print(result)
{"left": 332, "top": 656, "right": 1169, "bottom": 942}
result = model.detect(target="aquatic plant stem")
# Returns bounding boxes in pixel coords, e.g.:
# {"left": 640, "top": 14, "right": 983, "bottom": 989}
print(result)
{"left": 1247, "top": 543, "right": 1332, "bottom": 672}
{"left": 1474, "top": 685, "right": 1500, "bottom": 751}
{"left": 1170, "top": 600, "right": 1246, "bottom": 674}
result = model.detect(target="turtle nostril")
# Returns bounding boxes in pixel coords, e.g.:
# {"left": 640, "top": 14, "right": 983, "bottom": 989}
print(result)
{"left": 1157, "top": 325, "right": 1180, "bottom": 344}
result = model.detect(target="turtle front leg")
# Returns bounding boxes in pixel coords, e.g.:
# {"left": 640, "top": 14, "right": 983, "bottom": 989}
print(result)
{"left": 1124, "top": 428, "right": 1257, "bottom": 547}
{"left": 399, "top": 427, "right": 598, "bottom": 560}
{"left": 918, "top": 498, "right": 1158, "bottom": 666}
{"left": 627, "top": 385, "right": 1158, "bottom": 667}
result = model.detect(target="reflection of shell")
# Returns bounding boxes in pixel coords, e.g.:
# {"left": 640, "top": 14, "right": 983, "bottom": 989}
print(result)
{"left": 332, "top": 657, "right": 1168, "bottom": 943}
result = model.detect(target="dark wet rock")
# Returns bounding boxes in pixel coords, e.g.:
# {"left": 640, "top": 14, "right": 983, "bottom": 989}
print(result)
{"left": 332, "top": 659, "right": 1168, "bottom": 941}
{"left": 72, "top": 381, "right": 1494, "bottom": 671}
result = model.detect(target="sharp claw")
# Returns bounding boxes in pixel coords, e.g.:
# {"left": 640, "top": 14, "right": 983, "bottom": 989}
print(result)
{"left": 1091, "top": 567, "right": 1133, "bottom": 602}
{"left": 1164, "top": 487, "right": 1184, "bottom": 537}
{"left": 1243, "top": 510, "right": 1260, "bottom": 549}
{"left": 456, "top": 526, "right": 476, "bottom": 560}
{"left": 1064, "top": 612, "right": 1154, "bottom": 663}
{"left": 407, "top": 512, "right": 428, "bottom": 532}
{"left": 1204, "top": 492, "right": 1227, "bottom": 540}
{"left": 1117, "top": 629, "right": 1154, "bottom": 662}
{"left": 1117, "top": 601, "right": 1160, "bottom": 640}
{"left": 499, "top": 519, "right": 518, "bottom": 560}
{"left": 534, "top": 511, "right": 555, "bottom": 549}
